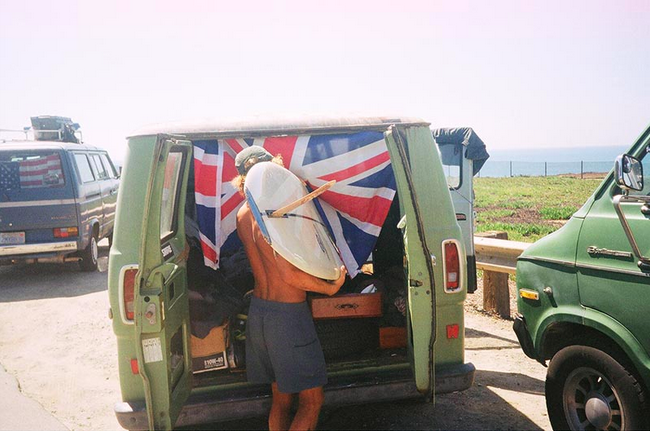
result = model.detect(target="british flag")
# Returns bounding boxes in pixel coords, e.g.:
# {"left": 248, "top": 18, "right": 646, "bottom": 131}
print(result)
{"left": 193, "top": 131, "right": 396, "bottom": 277}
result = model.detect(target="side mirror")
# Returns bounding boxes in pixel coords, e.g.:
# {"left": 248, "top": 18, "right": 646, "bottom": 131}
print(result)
{"left": 614, "top": 154, "right": 644, "bottom": 192}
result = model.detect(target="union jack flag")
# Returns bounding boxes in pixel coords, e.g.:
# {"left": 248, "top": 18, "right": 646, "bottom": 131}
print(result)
{"left": 193, "top": 131, "right": 396, "bottom": 277}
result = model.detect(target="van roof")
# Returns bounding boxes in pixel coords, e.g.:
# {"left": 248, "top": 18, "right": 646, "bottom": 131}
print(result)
{"left": 0, "top": 140, "right": 106, "bottom": 152}
{"left": 130, "top": 116, "right": 430, "bottom": 139}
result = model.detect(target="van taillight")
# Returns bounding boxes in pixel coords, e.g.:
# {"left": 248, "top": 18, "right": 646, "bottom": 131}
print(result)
{"left": 54, "top": 227, "right": 78, "bottom": 238}
{"left": 123, "top": 268, "right": 137, "bottom": 321}
{"left": 444, "top": 241, "right": 460, "bottom": 292}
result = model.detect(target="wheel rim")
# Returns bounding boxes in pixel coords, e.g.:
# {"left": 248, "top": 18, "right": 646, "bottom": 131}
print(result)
{"left": 91, "top": 237, "right": 98, "bottom": 264}
{"left": 563, "top": 367, "right": 624, "bottom": 430}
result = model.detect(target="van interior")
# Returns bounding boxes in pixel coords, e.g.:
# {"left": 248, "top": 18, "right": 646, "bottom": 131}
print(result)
{"left": 182, "top": 160, "right": 412, "bottom": 389}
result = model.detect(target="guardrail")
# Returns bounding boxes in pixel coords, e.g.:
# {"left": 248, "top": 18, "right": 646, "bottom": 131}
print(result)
{"left": 474, "top": 232, "right": 531, "bottom": 318}
{"left": 475, "top": 236, "right": 530, "bottom": 274}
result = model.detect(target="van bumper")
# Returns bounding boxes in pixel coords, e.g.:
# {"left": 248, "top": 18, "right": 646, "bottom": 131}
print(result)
{"left": 114, "top": 362, "right": 475, "bottom": 430}
{"left": 513, "top": 314, "right": 541, "bottom": 363}
{"left": 0, "top": 241, "right": 77, "bottom": 257}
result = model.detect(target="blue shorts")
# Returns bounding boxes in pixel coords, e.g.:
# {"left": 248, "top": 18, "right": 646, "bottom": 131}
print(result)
{"left": 245, "top": 296, "right": 327, "bottom": 394}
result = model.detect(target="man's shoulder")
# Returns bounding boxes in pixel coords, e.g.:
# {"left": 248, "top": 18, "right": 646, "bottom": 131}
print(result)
{"left": 236, "top": 203, "right": 251, "bottom": 224}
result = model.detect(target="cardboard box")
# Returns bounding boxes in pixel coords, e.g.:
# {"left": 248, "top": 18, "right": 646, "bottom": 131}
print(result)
{"left": 310, "top": 292, "right": 382, "bottom": 320}
{"left": 379, "top": 326, "right": 407, "bottom": 349}
{"left": 191, "top": 323, "right": 229, "bottom": 373}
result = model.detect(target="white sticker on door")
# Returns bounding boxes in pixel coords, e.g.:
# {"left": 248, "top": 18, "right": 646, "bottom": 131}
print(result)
{"left": 142, "top": 337, "right": 164, "bottom": 363}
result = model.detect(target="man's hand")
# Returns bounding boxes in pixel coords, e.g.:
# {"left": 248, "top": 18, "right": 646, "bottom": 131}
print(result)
{"left": 325, "top": 265, "right": 347, "bottom": 296}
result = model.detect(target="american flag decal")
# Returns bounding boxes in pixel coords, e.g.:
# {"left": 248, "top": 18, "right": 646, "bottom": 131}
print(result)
{"left": 193, "top": 131, "right": 396, "bottom": 277}
{"left": 0, "top": 154, "right": 64, "bottom": 190}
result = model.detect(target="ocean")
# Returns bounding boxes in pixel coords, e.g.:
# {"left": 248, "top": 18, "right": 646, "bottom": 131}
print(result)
{"left": 478, "top": 145, "right": 628, "bottom": 178}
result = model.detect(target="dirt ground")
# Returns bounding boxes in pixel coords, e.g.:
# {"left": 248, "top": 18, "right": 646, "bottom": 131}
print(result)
{"left": 0, "top": 249, "right": 550, "bottom": 430}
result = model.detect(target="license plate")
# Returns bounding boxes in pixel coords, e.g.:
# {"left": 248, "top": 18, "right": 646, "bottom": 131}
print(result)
{"left": 0, "top": 232, "right": 26, "bottom": 245}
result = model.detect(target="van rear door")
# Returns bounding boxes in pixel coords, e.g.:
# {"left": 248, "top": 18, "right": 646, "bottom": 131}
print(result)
{"left": 0, "top": 149, "right": 78, "bottom": 249}
{"left": 384, "top": 127, "right": 438, "bottom": 400}
{"left": 134, "top": 139, "right": 193, "bottom": 430}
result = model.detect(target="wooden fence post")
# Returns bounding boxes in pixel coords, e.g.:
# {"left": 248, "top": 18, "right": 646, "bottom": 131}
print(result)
{"left": 480, "top": 231, "right": 511, "bottom": 318}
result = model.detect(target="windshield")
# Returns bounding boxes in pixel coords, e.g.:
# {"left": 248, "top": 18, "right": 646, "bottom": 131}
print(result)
{"left": 0, "top": 151, "right": 66, "bottom": 191}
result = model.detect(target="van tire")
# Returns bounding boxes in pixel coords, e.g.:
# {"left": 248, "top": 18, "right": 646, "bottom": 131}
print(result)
{"left": 315, "top": 319, "right": 379, "bottom": 359}
{"left": 546, "top": 345, "right": 649, "bottom": 430}
{"left": 79, "top": 234, "right": 99, "bottom": 272}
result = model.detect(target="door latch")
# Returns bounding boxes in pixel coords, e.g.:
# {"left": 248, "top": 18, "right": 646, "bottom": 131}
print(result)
{"left": 145, "top": 303, "right": 157, "bottom": 325}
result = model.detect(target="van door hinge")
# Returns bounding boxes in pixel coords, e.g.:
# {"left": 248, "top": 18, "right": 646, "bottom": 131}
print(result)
{"left": 410, "top": 279, "right": 423, "bottom": 287}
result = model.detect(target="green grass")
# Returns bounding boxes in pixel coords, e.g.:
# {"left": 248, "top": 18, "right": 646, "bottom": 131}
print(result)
{"left": 474, "top": 176, "right": 602, "bottom": 242}
{"left": 539, "top": 206, "right": 577, "bottom": 220}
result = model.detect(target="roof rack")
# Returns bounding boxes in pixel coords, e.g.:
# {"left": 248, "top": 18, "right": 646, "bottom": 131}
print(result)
{"left": 1, "top": 116, "right": 84, "bottom": 144}
{"left": 30, "top": 116, "right": 82, "bottom": 144}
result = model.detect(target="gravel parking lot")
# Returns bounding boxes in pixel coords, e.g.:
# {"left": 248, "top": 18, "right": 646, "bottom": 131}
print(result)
{"left": 0, "top": 248, "right": 550, "bottom": 430}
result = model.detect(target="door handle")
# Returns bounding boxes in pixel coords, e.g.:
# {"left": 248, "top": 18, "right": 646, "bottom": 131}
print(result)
{"left": 641, "top": 205, "right": 650, "bottom": 216}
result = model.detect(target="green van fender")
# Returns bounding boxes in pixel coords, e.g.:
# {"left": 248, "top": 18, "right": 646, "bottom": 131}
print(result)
{"left": 534, "top": 306, "right": 650, "bottom": 389}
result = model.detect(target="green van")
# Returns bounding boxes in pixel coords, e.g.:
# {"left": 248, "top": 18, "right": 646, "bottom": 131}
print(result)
{"left": 514, "top": 125, "right": 650, "bottom": 430}
{"left": 108, "top": 117, "right": 475, "bottom": 430}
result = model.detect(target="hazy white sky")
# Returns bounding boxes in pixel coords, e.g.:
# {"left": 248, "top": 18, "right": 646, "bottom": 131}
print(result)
{"left": 1, "top": 0, "right": 649, "bottom": 162}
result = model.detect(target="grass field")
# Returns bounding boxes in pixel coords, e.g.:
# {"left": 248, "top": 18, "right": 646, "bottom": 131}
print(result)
{"left": 473, "top": 175, "right": 605, "bottom": 242}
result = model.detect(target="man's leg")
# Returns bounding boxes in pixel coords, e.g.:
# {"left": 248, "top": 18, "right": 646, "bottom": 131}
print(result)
{"left": 289, "top": 386, "right": 324, "bottom": 431}
{"left": 270, "top": 382, "right": 293, "bottom": 431}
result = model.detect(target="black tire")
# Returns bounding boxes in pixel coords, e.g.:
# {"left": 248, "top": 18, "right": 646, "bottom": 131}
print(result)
{"left": 546, "top": 345, "right": 649, "bottom": 431}
{"left": 315, "top": 318, "right": 379, "bottom": 360}
{"left": 107, "top": 232, "right": 113, "bottom": 248}
{"left": 79, "top": 234, "right": 99, "bottom": 272}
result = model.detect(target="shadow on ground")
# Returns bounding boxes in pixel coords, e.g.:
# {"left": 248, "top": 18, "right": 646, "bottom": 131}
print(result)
{"left": 184, "top": 367, "right": 545, "bottom": 431}
{"left": 465, "top": 326, "right": 523, "bottom": 350}
{"left": 0, "top": 244, "right": 110, "bottom": 302}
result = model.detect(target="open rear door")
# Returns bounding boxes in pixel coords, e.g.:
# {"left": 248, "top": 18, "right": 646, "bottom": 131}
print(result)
{"left": 384, "top": 127, "right": 437, "bottom": 400}
{"left": 134, "top": 138, "right": 193, "bottom": 430}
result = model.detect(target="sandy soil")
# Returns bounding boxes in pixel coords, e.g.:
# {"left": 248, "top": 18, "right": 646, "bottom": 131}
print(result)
{"left": 0, "top": 248, "right": 549, "bottom": 430}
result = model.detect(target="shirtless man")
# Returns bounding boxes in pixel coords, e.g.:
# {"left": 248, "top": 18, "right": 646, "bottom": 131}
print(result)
{"left": 233, "top": 146, "right": 347, "bottom": 431}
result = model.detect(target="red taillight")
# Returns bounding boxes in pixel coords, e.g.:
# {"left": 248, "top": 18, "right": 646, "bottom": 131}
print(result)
{"left": 444, "top": 241, "right": 460, "bottom": 292}
{"left": 130, "top": 358, "right": 139, "bottom": 375}
{"left": 53, "top": 227, "right": 79, "bottom": 238}
{"left": 123, "top": 268, "right": 138, "bottom": 321}
{"left": 446, "top": 324, "right": 459, "bottom": 339}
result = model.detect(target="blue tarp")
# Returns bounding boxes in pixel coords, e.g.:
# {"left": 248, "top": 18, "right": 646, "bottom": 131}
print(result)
{"left": 433, "top": 128, "right": 490, "bottom": 175}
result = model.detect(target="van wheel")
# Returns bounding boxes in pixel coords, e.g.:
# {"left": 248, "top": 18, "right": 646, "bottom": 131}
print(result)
{"left": 546, "top": 345, "right": 649, "bottom": 430}
{"left": 315, "top": 319, "right": 379, "bottom": 359}
{"left": 79, "top": 234, "right": 99, "bottom": 272}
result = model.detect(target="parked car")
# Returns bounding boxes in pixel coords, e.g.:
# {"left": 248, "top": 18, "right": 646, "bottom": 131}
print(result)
{"left": 108, "top": 116, "right": 475, "bottom": 430}
{"left": 0, "top": 116, "right": 120, "bottom": 271}
{"left": 514, "top": 124, "right": 650, "bottom": 430}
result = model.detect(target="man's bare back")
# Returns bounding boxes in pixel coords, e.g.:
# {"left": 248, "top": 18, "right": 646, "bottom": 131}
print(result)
{"left": 236, "top": 203, "right": 346, "bottom": 302}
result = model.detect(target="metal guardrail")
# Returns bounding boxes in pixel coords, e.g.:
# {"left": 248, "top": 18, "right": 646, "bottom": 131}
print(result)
{"left": 473, "top": 234, "right": 532, "bottom": 317}
{"left": 474, "top": 236, "right": 530, "bottom": 275}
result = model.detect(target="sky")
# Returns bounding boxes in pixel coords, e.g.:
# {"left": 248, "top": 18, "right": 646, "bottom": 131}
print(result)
{"left": 1, "top": 0, "right": 649, "bottom": 163}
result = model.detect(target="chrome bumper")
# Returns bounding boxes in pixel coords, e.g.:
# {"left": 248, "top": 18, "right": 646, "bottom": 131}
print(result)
{"left": 0, "top": 241, "right": 77, "bottom": 257}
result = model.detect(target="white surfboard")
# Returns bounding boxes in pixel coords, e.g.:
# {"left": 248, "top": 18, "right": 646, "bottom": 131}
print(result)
{"left": 243, "top": 162, "right": 343, "bottom": 280}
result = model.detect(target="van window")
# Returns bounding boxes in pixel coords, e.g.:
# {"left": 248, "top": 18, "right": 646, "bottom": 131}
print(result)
{"left": 0, "top": 151, "right": 66, "bottom": 190}
{"left": 100, "top": 154, "right": 118, "bottom": 178}
{"left": 90, "top": 154, "right": 109, "bottom": 180}
{"left": 160, "top": 151, "right": 184, "bottom": 240}
{"left": 74, "top": 154, "right": 96, "bottom": 183}
{"left": 439, "top": 143, "right": 463, "bottom": 189}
